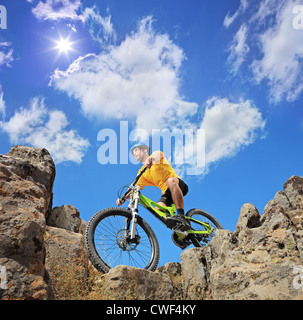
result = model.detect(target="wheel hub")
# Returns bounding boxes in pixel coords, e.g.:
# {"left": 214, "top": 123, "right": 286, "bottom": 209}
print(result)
{"left": 116, "top": 229, "right": 140, "bottom": 251}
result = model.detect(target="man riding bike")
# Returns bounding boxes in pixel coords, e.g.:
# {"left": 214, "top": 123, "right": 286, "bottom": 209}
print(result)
{"left": 116, "top": 142, "right": 190, "bottom": 231}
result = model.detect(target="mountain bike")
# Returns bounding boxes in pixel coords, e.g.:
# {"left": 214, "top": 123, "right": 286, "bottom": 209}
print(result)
{"left": 85, "top": 167, "right": 223, "bottom": 273}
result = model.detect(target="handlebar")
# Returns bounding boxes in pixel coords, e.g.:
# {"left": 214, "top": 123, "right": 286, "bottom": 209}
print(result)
{"left": 120, "top": 167, "right": 148, "bottom": 203}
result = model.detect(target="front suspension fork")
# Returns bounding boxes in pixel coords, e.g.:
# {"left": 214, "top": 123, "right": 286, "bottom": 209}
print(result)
{"left": 129, "top": 186, "right": 140, "bottom": 239}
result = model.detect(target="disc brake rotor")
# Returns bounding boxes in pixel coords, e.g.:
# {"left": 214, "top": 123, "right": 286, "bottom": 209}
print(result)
{"left": 116, "top": 229, "right": 140, "bottom": 251}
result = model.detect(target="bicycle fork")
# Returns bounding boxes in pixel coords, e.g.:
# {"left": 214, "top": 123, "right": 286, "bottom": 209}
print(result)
{"left": 128, "top": 186, "right": 141, "bottom": 239}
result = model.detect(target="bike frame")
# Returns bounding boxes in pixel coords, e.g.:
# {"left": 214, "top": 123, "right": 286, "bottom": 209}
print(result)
{"left": 127, "top": 184, "right": 214, "bottom": 240}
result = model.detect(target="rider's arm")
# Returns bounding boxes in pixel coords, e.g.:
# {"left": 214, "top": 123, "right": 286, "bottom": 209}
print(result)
{"left": 116, "top": 190, "right": 132, "bottom": 206}
{"left": 145, "top": 151, "right": 164, "bottom": 167}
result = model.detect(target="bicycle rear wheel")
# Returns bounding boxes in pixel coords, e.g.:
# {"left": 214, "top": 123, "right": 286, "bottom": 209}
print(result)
{"left": 186, "top": 208, "right": 223, "bottom": 247}
{"left": 85, "top": 207, "right": 160, "bottom": 273}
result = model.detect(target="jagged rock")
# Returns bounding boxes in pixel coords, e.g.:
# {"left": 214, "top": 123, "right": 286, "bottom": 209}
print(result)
{"left": 44, "top": 226, "right": 89, "bottom": 289}
{"left": 102, "top": 265, "right": 174, "bottom": 300}
{"left": 1, "top": 145, "right": 302, "bottom": 300}
{"left": 47, "top": 205, "right": 86, "bottom": 234}
{"left": 0, "top": 146, "right": 55, "bottom": 299}
{"left": 200, "top": 175, "right": 303, "bottom": 300}
{"left": 6, "top": 145, "right": 56, "bottom": 216}
{"left": 284, "top": 176, "right": 303, "bottom": 260}
{"left": 180, "top": 248, "right": 208, "bottom": 299}
{"left": 156, "top": 262, "right": 183, "bottom": 298}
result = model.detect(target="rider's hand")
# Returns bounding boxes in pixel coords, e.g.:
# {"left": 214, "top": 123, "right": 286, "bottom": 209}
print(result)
{"left": 116, "top": 198, "right": 123, "bottom": 206}
{"left": 145, "top": 156, "right": 153, "bottom": 168}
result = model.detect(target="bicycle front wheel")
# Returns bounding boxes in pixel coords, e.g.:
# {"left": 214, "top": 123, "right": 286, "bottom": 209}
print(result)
{"left": 85, "top": 207, "right": 160, "bottom": 273}
{"left": 186, "top": 208, "right": 223, "bottom": 247}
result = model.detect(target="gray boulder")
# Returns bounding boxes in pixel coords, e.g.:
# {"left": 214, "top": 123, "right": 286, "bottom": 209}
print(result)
{"left": 47, "top": 205, "right": 86, "bottom": 234}
{"left": 102, "top": 265, "right": 174, "bottom": 300}
{"left": 0, "top": 146, "right": 55, "bottom": 299}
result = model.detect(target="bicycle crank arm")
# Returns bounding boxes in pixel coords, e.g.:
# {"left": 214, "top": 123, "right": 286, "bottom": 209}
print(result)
{"left": 171, "top": 226, "right": 189, "bottom": 236}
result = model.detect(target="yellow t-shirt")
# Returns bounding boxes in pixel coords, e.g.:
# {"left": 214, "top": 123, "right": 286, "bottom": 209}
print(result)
{"left": 136, "top": 151, "right": 179, "bottom": 193}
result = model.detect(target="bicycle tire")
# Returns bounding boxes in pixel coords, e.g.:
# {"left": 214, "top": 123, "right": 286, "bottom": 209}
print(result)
{"left": 85, "top": 207, "right": 160, "bottom": 273}
{"left": 186, "top": 208, "right": 223, "bottom": 247}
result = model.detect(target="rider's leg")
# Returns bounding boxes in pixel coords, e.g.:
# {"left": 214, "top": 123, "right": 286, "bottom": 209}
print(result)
{"left": 165, "top": 177, "right": 184, "bottom": 214}
{"left": 165, "top": 177, "right": 190, "bottom": 230}
{"left": 157, "top": 201, "right": 167, "bottom": 207}
{"left": 157, "top": 201, "right": 167, "bottom": 213}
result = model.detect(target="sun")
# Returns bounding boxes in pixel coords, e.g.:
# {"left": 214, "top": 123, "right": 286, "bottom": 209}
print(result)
{"left": 55, "top": 36, "right": 73, "bottom": 55}
{"left": 46, "top": 30, "right": 80, "bottom": 63}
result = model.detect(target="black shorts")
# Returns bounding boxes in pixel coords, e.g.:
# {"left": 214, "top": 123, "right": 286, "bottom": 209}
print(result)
{"left": 158, "top": 178, "right": 189, "bottom": 207}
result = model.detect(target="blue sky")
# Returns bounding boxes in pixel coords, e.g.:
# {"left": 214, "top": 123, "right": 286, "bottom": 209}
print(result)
{"left": 0, "top": 0, "right": 303, "bottom": 266}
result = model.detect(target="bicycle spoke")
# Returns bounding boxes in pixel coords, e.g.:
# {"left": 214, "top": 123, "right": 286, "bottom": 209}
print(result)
{"left": 92, "top": 213, "right": 154, "bottom": 269}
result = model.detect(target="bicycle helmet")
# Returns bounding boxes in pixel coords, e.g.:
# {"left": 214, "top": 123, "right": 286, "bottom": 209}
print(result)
{"left": 130, "top": 142, "right": 150, "bottom": 155}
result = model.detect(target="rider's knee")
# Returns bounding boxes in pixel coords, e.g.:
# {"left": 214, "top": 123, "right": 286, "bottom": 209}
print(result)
{"left": 166, "top": 177, "right": 179, "bottom": 188}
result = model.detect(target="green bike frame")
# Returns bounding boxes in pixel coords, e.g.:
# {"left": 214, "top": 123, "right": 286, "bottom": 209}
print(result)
{"left": 134, "top": 190, "right": 214, "bottom": 237}
{"left": 123, "top": 166, "right": 214, "bottom": 241}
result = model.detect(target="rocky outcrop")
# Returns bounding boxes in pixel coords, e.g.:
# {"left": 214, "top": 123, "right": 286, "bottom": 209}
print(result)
{"left": 0, "top": 146, "right": 88, "bottom": 300}
{"left": 1, "top": 145, "right": 302, "bottom": 300}
{"left": 102, "top": 265, "right": 174, "bottom": 299}
{"left": 47, "top": 205, "right": 87, "bottom": 235}
{"left": 100, "top": 175, "right": 303, "bottom": 300}
{"left": 0, "top": 146, "right": 55, "bottom": 299}
{"left": 182, "top": 175, "right": 303, "bottom": 300}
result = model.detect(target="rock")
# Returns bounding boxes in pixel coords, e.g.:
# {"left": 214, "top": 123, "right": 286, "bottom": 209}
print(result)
{"left": 235, "top": 203, "right": 261, "bottom": 238}
{"left": 157, "top": 262, "right": 182, "bottom": 282}
{"left": 47, "top": 205, "right": 86, "bottom": 234}
{"left": 195, "top": 175, "right": 303, "bottom": 300}
{"left": 1, "top": 145, "right": 302, "bottom": 300}
{"left": 6, "top": 146, "right": 55, "bottom": 216}
{"left": 102, "top": 265, "right": 174, "bottom": 300}
{"left": 180, "top": 248, "right": 208, "bottom": 299}
{"left": 156, "top": 262, "right": 183, "bottom": 299}
{"left": 44, "top": 226, "right": 89, "bottom": 298}
{"left": 284, "top": 176, "right": 303, "bottom": 260}
{"left": 0, "top": 146, "right": 55, "bottom": 299}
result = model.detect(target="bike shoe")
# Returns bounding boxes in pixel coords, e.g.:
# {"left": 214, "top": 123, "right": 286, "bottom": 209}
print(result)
{"left": 166, "top": 215, "right": 191, "bottom": 232}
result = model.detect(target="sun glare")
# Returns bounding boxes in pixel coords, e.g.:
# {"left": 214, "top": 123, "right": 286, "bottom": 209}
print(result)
{"left": 55, "top": 36, "right": 73, "bottom": 54}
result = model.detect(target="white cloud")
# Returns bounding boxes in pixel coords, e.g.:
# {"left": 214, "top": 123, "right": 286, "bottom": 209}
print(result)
{"left": 251, "top": 0, "right": 303, "bottom": 102}
{"left": 32, "top": 0, "right": 82, "bottom": 21}
{"left": 0, "top": 97, "right": 90, "bottom": 164}
{"left": 223, "top": 0, "right": 248, "bottom": 28}
{"left": 50, "top": 16, "right": 185, "bottom": 133}
{"left": 227, "top": 24, "right": 250, "bottom": 75}
{"left": 225, "top": 0, "right": 303, "bottom": 103}
{"left": 172, "top": 96, "right": 266, "bottom": 177}
{"left": 81, "top": 6, "right": 116, "bottom": 45}
{"left": 0, "top": 86, "right": 6, "bottom": 118}
{"left": 0, "top": 42, "right": 13, "bottom": 68}
{"left": 49, "top": 15, "right": 267, "bottom": 175}
{"left": 200, "top": 97, "right": 266, "bottom": 165}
